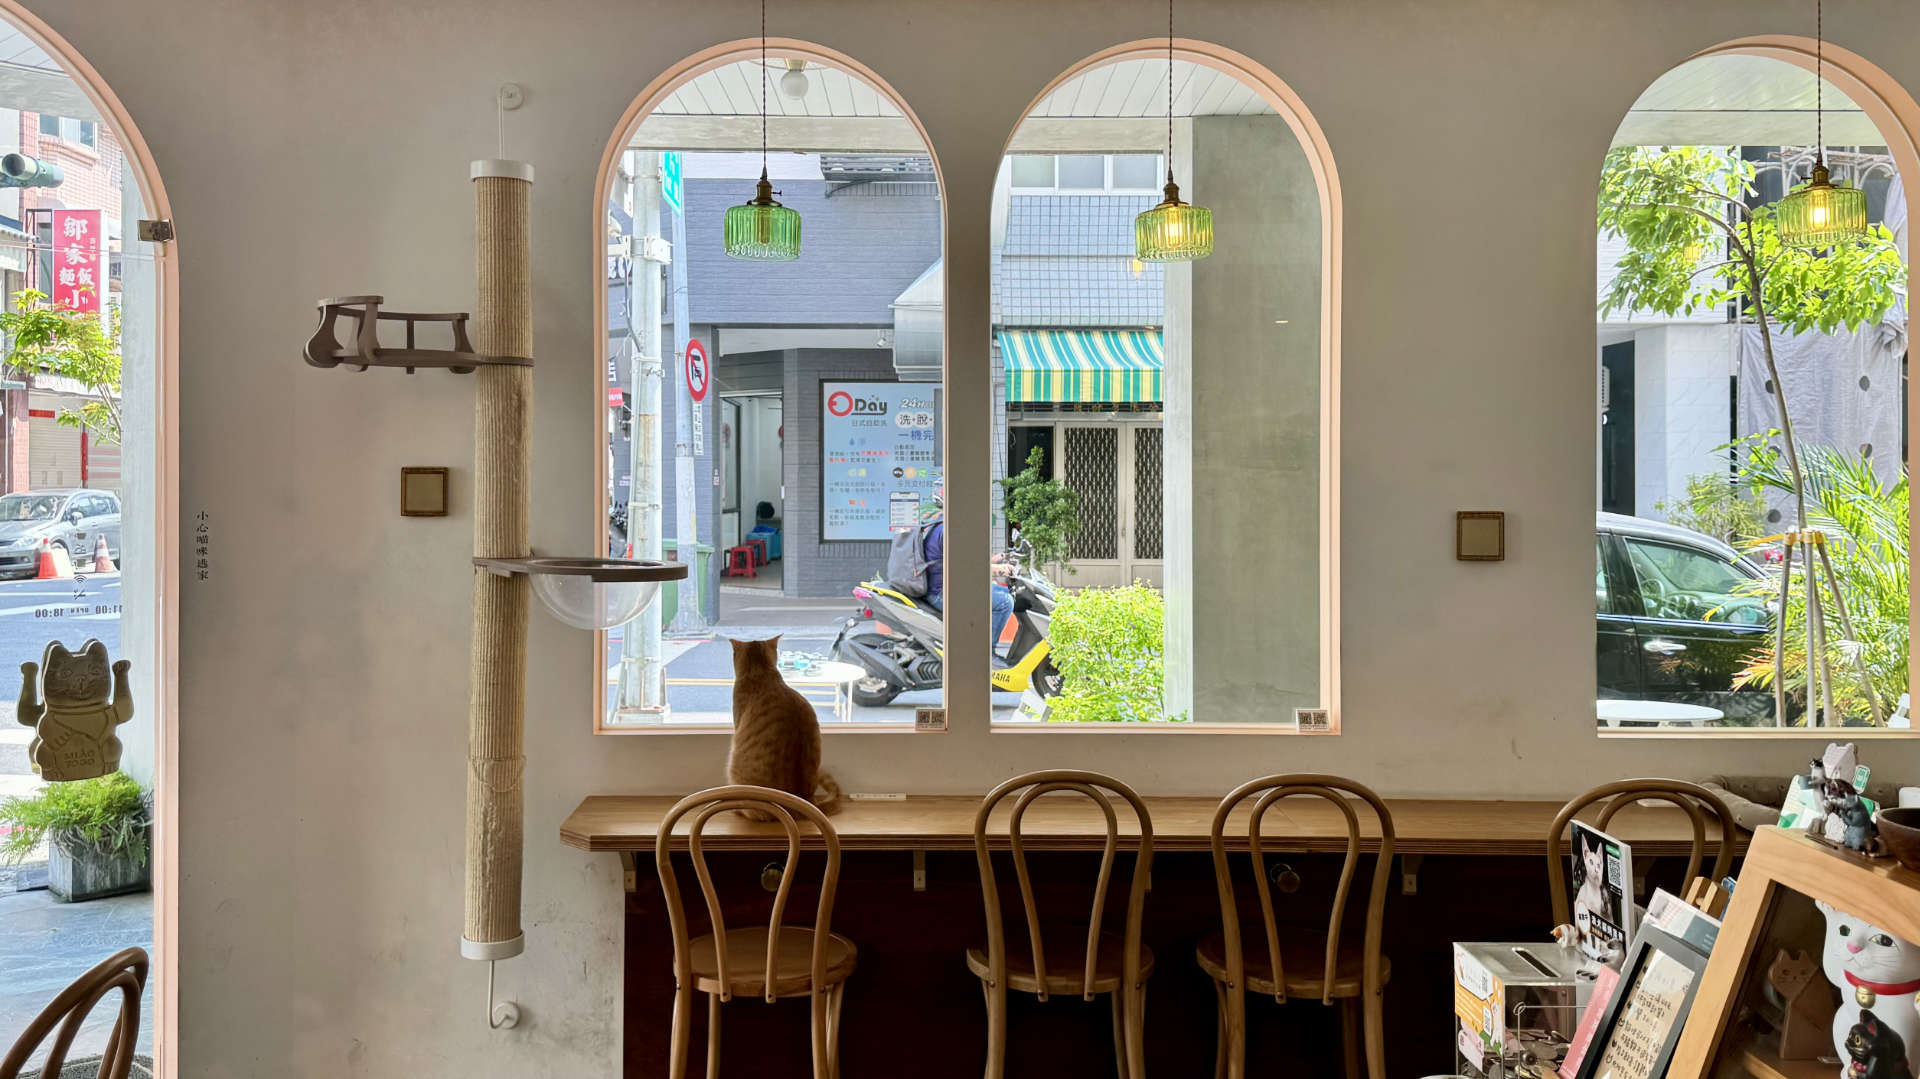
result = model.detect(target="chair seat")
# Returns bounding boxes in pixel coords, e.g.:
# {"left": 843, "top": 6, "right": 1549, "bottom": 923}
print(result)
{"left": 1194, "top": 929, "right": 1390, "bottom": 1000}
{"left": 687, "top": 926, "right": 857, "bottom": 999}
{"left": 966, "top": 930, "right": 1156, "bottom": 997}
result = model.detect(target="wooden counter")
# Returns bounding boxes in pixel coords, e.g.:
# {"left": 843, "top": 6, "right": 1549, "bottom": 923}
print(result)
{"left": 562, "top": 794, "right": 1746, "bottom": 857}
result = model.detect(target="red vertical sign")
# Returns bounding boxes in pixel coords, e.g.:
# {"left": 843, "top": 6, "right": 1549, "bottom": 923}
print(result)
{"left": 51, "top": 209, "right": 102, "bottom": 313}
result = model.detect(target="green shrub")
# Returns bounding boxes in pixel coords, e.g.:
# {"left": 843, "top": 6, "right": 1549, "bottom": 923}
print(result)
{"left": 0, "top": 771, "right": 150, "bottom": 866}
{"left": 1655, "top": 469, "right": 1769, "bottom": 546}
{"left": 1046, "top": 583, "right": 1182, "bottom": 723}
{"left": 999, "top": 447, "right": 1080, "bottom": 571}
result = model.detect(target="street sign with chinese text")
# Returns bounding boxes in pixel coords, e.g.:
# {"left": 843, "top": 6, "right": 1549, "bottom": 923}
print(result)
{"left": 662, "top": 151, "right": 683, "bottom": 216}
{"left": 51, "top": 210, "right": 101, "bottom": 313}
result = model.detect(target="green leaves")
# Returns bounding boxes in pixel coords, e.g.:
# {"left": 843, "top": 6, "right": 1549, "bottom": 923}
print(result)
{"left": 998, "top": 446, "right": 1080, "bottom": 570}
{"left": 1597, "top": 147, "right": 1903, "bottom": 334}
{"left": 1044, "top": 582, "right": 1181, "bottom": 723}
{"left": 0, "top": 770, "right": 150, "bottom": 866}
{"left": 0, "top": 288, "right": 123, "bottom": 445}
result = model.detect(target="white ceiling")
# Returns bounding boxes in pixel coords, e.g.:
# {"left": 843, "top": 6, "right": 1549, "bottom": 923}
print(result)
{"left": 1025, "top": 59, "right": 1274, "bottom": 119}
{"left": 0, "top": 25, "right": 57, "bottom": 73}
{"left": 1616, "top": 54, "right": 1881, "bottom": 147}
{"left": 651, "top": 59, "right": 902, "bottom": 119}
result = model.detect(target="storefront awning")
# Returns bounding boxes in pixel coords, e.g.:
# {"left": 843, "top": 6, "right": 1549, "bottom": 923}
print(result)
{"left": 999, "top": 329, "right": 1163, "bottom": 403}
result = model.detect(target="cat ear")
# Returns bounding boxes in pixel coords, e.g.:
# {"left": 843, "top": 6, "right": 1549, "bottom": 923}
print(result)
{"left": 729, "top": 637, "right": 747, "bottom": 655}
{"left": 766, "top": 634, "right": 783, "bottom": 649}
{"left": 83, "top": 639, "right": 107, "bottom": 663}
{"left": 43, "top": 641, "right": 71, "bottom": 665}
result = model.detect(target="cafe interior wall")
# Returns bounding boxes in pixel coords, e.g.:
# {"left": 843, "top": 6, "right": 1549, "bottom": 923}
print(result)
{"left": 31, "top": 0, "right": 1920, "bottom": 1073}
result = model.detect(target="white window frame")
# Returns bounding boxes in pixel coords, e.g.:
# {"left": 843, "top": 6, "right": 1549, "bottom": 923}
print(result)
{"left": 1007, "top": 153, "right": 1165, "bottom": 194}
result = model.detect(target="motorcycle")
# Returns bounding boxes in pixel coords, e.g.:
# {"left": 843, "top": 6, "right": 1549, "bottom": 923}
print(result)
{"left": 831, "top": 532, "right": 1061, "bottom": 708}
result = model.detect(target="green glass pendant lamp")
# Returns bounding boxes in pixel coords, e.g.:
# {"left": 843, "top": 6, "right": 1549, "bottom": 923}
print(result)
{"left": 1777, "top": 0, "right": 1868, "bottom": 249}
{"left": 1134, "top": 0, "right": 1213, "bottom": 262}
{"left": 723, "top": 0, "right": 802, "bottom": 260}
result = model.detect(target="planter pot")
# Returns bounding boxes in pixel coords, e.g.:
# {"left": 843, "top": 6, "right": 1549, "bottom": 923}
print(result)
{"left": 48, "top": 832, "right": 150, "bottom": 902}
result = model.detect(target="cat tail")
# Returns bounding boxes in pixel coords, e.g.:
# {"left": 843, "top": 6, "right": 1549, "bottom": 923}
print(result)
{"left": 813, "top": 772, "right": 846, "bottom": 816}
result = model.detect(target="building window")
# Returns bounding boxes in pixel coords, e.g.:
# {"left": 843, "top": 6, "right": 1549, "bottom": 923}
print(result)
{"left": 1009, "top": 153, "right": 1165, "bottom": 193}
{"left": 37, "top": 114, "right": 97, "bottom": 148}
{"left": 1597, "top": 54, "right": 1911, "bottom": 731}
{"left": 37, "top": 112, "right": 57, "bottom": 136}
{"left": 597, "top": 52, "right": 946, "bottom": 731}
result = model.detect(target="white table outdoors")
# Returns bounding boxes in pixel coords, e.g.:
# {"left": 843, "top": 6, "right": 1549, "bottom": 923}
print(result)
{"left": 779, "top": 659, "right": 870, "bottom": 722}
{"left": 1595, "top": 698, "right": 1724, "bottom": 728}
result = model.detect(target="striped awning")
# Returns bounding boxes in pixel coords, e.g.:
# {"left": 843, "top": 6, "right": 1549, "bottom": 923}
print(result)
{"left": 999, "top": 329, "right": 1163, "bottom": 403}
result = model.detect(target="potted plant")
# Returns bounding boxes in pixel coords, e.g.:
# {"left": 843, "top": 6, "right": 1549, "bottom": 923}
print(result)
{"left": 0, "top": 771, "right": 151, "bottom": 901}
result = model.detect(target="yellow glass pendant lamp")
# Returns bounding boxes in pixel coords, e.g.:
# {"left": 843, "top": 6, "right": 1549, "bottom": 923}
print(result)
{"left": 1778, "top": 0, "right": 1869, "bottom": 249}
{"left": 724, "top": 0, "right": 802, "bottom": 261}
{"left": 1134, "top": 0, "right": 1213, "bottom": 262}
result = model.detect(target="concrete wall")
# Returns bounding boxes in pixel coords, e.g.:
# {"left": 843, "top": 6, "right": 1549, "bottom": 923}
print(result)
{"left": 780, "top": 346, "right": 899, "bottom": 598}
{"left": 24, "top": 1, "right": 1920, "bottom": 1075}
{"left": 1632, "top": 323, "right": 1735, "bottom": 520}
{"left": 1188, "top": 114, "right": 1320, "bottom": 722}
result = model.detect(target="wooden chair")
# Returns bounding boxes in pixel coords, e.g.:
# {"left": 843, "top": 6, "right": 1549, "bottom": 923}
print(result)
{"left": 1197, "top": 775, "right": 1394, "bottom": 1079}
{"left": 2, "top": 946, "right": 148, "bottom": 1079}
{"left": 968, "top": 769, "right": 1154, "bottom": 1079}
{"left": 1544, "top": 778, "right": 1736, "bottom": 929}
{"left": 655, "top": 785, "right": 855, "bottom": 1079}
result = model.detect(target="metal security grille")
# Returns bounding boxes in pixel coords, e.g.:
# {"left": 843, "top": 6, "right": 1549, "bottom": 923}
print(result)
{"left": 1133, "top": 427, "right": 1163, "bottom": 560}
{"left": 1063, "top": 426, "right": 1119, "bottom": 560}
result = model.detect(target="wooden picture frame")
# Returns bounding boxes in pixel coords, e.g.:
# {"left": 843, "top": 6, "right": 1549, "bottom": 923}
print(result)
{"left": 1456, "top": 510, "right": 1505, "bottom": 561}
{"left": 400, "top": 467, "right": 449, "bottom": 517}
{"left": 1573, "top": 924, "right": 1711, "bottom": 1079}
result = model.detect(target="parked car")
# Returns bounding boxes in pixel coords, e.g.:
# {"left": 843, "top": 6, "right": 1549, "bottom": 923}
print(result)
{"left": 0, "top": 488, "right": 122, "bottom": 578}
{"left": 1597, "top": 512, "right": 1775, "bottom": 723}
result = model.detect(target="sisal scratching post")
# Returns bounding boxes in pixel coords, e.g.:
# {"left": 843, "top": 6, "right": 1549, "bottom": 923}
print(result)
{"left": 464, "top": 159, "right": 534, "bottom": 962}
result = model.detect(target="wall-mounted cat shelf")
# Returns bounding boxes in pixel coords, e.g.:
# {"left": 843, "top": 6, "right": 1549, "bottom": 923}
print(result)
{"left": 303, "top": 295, "right": 533, "bottom": 373}
{"left": 474, "top": 556, "right": 684, "bottom": 631}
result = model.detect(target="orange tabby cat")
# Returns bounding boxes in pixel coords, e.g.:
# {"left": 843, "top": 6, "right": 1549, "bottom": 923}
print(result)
{"left": 727, "top": 637, "right": 843, "bottom": 815}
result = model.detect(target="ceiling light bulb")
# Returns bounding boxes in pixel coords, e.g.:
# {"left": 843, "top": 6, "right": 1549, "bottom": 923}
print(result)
{"left": 780, "top": 60, "right": 810, "bottom": 100}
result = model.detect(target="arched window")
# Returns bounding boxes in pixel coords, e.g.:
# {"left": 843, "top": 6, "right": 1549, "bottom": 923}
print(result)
{"left": 0, "top": 0, "right": 176, "bottom": 1069}
{"left": 593, "top": 44, "right": 946, "bottom": 730}
{"left": 1595, "top": 42, "right": 1918, "bottom": 733}
{"left": 987, "top": 44, "right": 1339, "bottom": 729}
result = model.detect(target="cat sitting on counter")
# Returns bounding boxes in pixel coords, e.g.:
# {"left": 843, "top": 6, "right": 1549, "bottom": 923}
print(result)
{"left": 727, "top": 636, "right": 842, "bottom": 819}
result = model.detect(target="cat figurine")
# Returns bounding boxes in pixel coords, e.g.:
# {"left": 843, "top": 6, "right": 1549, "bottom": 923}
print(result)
{"left": 1819, "top": 900, "right": 1920, "bottom": 1079}
{"left": 1771, "top": 948, "right": 1840, "bottom": 1060}
{"left": 1845, "top": 1010, "right": 1916, "bottom": 1079}
{"left": 1834, "top": 789, "right": 1883, "bottom": 856}
{"left": 726, "top": 637, "right": 842, "bottom": 818}
{"left": 17, "top": 638, "right": 133, "bottom": 781}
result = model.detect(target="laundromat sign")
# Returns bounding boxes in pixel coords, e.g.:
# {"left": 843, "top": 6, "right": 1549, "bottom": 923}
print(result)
{"left": 820, "top": 380, "right": 941, "bottom": 541}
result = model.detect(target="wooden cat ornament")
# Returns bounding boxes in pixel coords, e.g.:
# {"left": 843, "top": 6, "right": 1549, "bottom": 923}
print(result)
{"left": 17, "top": 639, "right": 134, "bottom": 781}
{"left": 1770, "top": 948, "right": 1839, "bottom": 1061}
{"left": 727, "top": 637, "right": 842, "bottom": 818}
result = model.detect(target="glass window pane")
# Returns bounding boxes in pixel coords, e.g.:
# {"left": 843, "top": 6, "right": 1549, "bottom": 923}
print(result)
{"left": 78, "top": 120, "right": 95, "bottom": 148}
{"left": 1624, "top": 539, "right": 1763, "bottom": 624}
{"left": 1055, "top": 155, "right": 1105, "bottom": 189}
{"left": 1110, "top": 155, "right": 1160, "bottom": 190}
{"left": 1010, "top": 155, "right": 1054, "bottom": 188}
{"left": 1596, "top": 540, "right": 1611, "bottom": 614}
{"left": 37, "top": 113, "right": 57, "bottom": 136}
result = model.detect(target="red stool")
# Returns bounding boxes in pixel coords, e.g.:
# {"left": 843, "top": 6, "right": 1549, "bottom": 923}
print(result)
{"left": 743, "top": 537, "right": 768, "bottom": 566}
{"left": 724, "top": 546, "right": 756, "bottom": 578}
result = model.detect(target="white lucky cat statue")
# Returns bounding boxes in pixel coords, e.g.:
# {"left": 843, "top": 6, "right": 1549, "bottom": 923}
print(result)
{"left": 1818, "top": 900, "right": 1920, "bottom": 1078}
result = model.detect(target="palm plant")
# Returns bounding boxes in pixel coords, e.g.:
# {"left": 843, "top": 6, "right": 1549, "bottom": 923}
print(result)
{"left": 1730, "top": 439, "right": 1908, "bottom": 724}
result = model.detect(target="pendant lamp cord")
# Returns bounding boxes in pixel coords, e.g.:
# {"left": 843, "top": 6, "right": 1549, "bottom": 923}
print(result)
{"left": 1165, "top": 0, "right": 1174, "bottom": 186}
{"left": 1815, "top": 0, "right": 1824, "bottom": 168}
{"left": 761, "top": 0, "right": 769, "bottom": 170}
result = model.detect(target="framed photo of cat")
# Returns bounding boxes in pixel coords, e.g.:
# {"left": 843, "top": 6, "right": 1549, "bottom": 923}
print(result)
{"left": 1572, "top": 924, "right": 1710, "bottom": 1079}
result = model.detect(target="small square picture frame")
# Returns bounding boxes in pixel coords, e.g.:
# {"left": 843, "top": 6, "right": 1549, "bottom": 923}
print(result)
{"left": 400, "top": 467, "right": 450, "bottom": 517}
{"left": 1456, "top": 511, "right": 1505, "bottom": 561}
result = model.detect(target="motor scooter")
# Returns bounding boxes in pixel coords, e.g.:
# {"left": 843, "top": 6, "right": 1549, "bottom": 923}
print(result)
{"left": 832, "top": 533, "right": 1060, "bottom": 708}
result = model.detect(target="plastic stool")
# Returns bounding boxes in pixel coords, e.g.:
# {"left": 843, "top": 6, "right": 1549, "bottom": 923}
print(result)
{"left": 724, "top": 546, "right": 756, "bottom": 578}
{"left": 743, "top": 537, "right": 768, "bottom": 566}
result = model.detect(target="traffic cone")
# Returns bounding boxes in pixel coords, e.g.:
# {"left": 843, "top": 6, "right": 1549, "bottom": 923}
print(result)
{"left": 91, "top": 534, "right": 115, "bottom": 573}
{"left": 35, "top": 540, "right": 71, "bottom": 580}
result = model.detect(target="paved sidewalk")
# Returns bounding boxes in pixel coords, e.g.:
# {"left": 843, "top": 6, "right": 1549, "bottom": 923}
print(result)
{"left": 0, "top": 887, "right": 154, "bottom": 1059}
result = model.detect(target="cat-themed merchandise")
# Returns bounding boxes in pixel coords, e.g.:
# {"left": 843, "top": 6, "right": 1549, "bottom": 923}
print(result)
{"left": 29, "top": 2, "right": 1920, "bottom": 1077}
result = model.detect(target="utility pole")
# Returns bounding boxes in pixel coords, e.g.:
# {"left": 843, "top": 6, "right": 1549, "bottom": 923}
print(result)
{"left": 668, "top": 192, "right": 703, "bottom": 635}
{"left": 617, "top": 151, "right": 669, "bottom": 716}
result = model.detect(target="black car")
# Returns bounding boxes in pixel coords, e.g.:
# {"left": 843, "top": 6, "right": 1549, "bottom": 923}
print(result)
{"left": 1597, "top": 512, "right": 1774, "bottom": 724}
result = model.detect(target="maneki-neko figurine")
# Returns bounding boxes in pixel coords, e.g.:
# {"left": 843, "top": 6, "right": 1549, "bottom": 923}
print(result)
{"left": 17, "top": 638, "right": 133, "bottom": 781}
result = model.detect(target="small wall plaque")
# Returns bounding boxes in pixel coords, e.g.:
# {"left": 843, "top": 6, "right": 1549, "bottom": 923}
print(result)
{"left": 1456, "top": 511, "right": 1505, "bottom": 561}
{"left": 401, "top": 467, "right": 450, "bottom": 517}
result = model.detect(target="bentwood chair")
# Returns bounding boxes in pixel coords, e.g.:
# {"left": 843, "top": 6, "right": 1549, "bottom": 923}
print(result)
{"left": 968, "top": 769, "right": 1155, "bottom": 1079}
{"left": 1545, "top": 778, "right": 1736, "bottom": 929}
{"left": 1197, "top": 775, "right": 1395, "bottom": 1079}
{"left": 655, "top": 785, "right": 856, "bottom": 1079}
{"left": 2, "top": 946, "right": 148, "bottom": 1079}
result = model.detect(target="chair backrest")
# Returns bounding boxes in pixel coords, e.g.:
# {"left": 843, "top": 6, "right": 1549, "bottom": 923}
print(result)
{"left": 655, "top": 784, "right": 842, "bottom": 1004}
{"left": 1545, "top": 777, "right": 1736, "bottom": 927}
{"left": 1, "top": 946, "right": 148, "bottom": 1079}
{"left": 973, "top": 769, "right": 1154, "bottom": 1002}
{"left": 1209, "top": 774, "right": 1395, "bottom": 1006}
